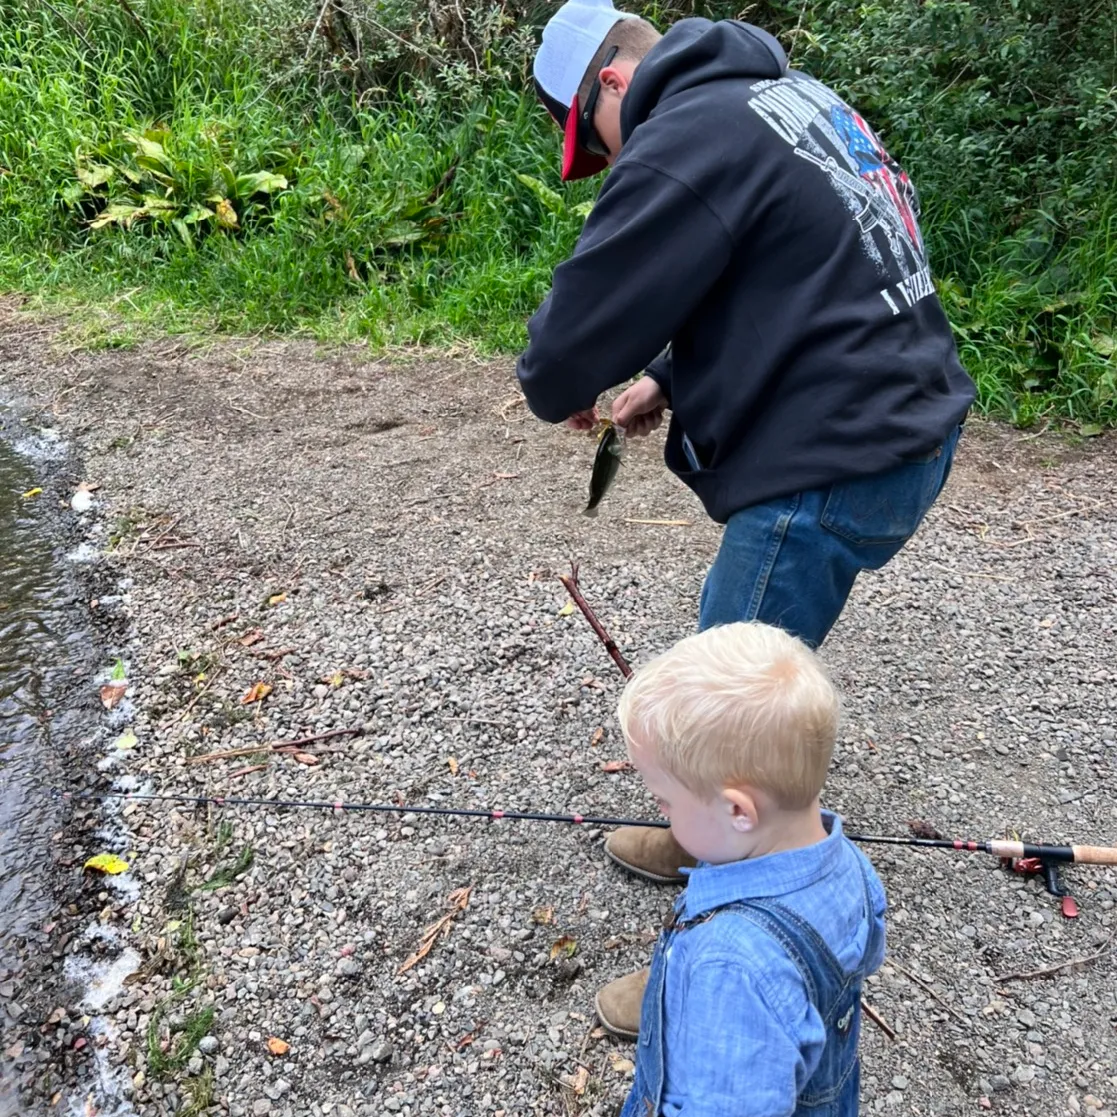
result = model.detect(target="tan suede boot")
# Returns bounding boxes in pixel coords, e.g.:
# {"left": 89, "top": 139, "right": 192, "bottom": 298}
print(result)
{"left": 594, "top": 969, "right": 649, "bottom": 1040}
{"left": 604, "top": 826, "right": 697, "bottom": 883}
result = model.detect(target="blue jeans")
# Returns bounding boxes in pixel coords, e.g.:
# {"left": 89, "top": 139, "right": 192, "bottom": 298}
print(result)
{"left": 698, "top": 425, "right": 961, "bottom": 647}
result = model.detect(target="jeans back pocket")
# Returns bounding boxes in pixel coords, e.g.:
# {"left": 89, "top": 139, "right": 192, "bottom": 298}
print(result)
{"left": 820, "top": 429, "right": 958, "bottom": 547}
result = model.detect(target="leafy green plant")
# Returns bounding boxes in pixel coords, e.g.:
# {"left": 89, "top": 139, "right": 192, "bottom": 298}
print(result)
{"left": 65, "top": 127, "right": 290, "bottom": 246}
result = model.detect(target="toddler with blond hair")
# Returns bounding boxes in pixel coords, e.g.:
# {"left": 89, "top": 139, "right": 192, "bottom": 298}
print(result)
{"left": 613, "top": 621, "right": 886, "bottom": 1117}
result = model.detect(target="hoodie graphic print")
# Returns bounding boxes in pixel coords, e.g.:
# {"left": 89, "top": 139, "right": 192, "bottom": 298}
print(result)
{"left": 747, "top": 77, "right": 934, "bottom": 315}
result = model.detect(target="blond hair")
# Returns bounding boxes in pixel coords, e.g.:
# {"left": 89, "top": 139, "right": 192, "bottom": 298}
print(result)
{"left": 576, "top": 16, "right": 662, "bottom": 107}
{"left": 617, "top": 623, "right": 840, "bottom": 810}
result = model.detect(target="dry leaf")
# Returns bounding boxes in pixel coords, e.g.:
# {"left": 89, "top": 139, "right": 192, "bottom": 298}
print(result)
{"left": 345, "top": 251, "right": 361, "bottom": 282}
{"left": 239, "top": 629, "right": 264, "bottom": 647}
{"left": 531, "top": 906, "right": 555, "bottom": 925}
{"left": 84, "top": 853, "right": 129, "bottom": 875}
{"left": 590, "top": 727, "right": 604, "bottom": 747}
{"left": 549, "top": 936, "right": 578, "bottom": 961}
{"left": 557, "top": 601, "right": 574, "bottom": 617}
{"left": 241, "top": 682, "right": 272, "bottom": 705}
{"left": 215, "top": 198, "right": 238, "bottom": 229}
{"left": 601, "top": 759, "right": 632, "bottom": 773}
{"left": 293, "top": 752, "right": 319, "bottom": 766}
{"left": 47, "top": 1007, "right": 67, "bottom": 1025}
{"left": 609, "top": 1054, "right": 635, "bottom": 1075}
{"left": 561, "top": 1067, "right": 590, "bottom": 1096}
{"left": 99, "top": 683, "right": 127, "bottom": 709}
{"left": 447, "top": 756, "right": 459, "bottom": 776}
{"left": 268, "top": 592, "right": 287, "bottom": 606}
{"left": 398, "top": 886, "right": 472, "bottom": 975}
{"left": 266, "top": 1037, "right": 289, "bottom": 1056}
{"left": 20, "top": 487, "right": 42, "bottom": 500}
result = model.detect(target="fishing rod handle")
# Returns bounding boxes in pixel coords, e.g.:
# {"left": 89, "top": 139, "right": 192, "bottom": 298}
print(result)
{"left": 1072, "top": 845, "right": 1117, "bottom": 865}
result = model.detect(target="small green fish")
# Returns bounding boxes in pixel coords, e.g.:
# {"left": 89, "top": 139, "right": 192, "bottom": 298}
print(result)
{"left": 584, "top": 421, "right": 623, "bottom": 516}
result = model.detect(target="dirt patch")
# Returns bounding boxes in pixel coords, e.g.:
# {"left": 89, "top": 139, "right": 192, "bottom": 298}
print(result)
{"left": 1, "top": 300, "right": 1115, "bottom": 1117}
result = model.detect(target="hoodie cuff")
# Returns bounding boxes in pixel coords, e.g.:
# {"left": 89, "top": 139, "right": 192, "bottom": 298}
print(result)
{"left": 645, "top": 354, "right": 672, "bottom": 407}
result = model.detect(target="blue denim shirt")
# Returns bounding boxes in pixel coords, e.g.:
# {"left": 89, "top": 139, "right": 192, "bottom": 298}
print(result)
{"left": 658, "top": 812, "right": 887, "bottom": 1117}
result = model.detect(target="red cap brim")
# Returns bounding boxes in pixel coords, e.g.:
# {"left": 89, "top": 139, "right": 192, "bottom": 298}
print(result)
{"left": 561, "top": 94, "right": 609, "bottom": 182}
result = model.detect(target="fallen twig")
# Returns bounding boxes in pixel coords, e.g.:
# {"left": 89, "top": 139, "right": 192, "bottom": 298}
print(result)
{"left": 229, "top": 764, "right": 269, "bottom": 779}
{"left": 165, "top": 668, "right": 226, "bottom": 726}
{"left": 860, "top": 999, "right": 895, "bottom": 1041}
{"left": 996, "top": 937, "right": 1113, "bottom": 983}
{"left": 398, "top": 886, "right": 472, "bottom": 975}
{"left": 251, "top": 647, "right": 296, "bottom": 661}
{"left": 152, "top": 541, "right": 202, "bottom": 552}
{"left": 186, "top": 726, "right": 365, "bottom": 765}
{"left": 891, "top": 960, "right": 968, "bottom": 1023}
{"left": 558, "top": 562, "right": 633, "bottom": 680}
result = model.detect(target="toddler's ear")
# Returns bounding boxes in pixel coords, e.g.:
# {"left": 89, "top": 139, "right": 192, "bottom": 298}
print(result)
{"left": 722, "top": 787, "right": 757, "bottom": 832}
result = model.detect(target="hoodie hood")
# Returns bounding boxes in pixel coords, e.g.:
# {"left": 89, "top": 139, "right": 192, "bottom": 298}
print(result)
{"left": 622, "top": 19, "right": 787, "bottom": 139}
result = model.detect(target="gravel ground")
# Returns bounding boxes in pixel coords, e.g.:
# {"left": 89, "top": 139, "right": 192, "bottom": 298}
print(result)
{"left": 1, "top": 299, "right": 1116, "bottom": 1117}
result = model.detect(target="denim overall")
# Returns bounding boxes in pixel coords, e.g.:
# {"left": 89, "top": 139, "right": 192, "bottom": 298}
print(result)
{"left": 619, "top": 861, "right": 880, "bottom": 1117}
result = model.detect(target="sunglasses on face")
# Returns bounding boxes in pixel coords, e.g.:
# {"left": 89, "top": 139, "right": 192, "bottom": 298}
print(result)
{"left": 578, "top": 46, "right": 619, "bottom": 158}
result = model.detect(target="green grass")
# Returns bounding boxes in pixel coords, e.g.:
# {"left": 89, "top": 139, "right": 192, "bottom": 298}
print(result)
{"left": 198, "top": 844, "right": 254, "bottom": 892}
{"left": 146, "top": 992, "right": 214, "bottom": 1080}
{"left": 1, "top": 0, "right": 1114, "bottom": 428}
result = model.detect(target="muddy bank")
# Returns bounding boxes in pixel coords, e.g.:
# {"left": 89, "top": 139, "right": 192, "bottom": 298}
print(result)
{"left": 1, "top": 299, "right": 1116, "bottom": 1117}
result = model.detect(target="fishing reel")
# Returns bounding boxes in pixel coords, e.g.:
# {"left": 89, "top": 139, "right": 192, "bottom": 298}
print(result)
{"left": 1000, "top": 851, "right": 1079, "bottom": 919}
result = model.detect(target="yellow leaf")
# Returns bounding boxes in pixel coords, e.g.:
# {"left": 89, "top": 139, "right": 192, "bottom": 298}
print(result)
{"left": 268, "top": 592, "right": 287, "bottom": 606}
{"left": 266, "top": 1037, "right": 289, "bottom": 1056}
{"left": 113, "top": 729, "right": 138, "bottom": 749}
{"left": 558, "top": 601, "right": 574, "bottom": 617}
{"left": 241, "top": 682, "right": 272, "bottom": 705}
{"left": 21, "top": 487, "right": 42, "bottom": 500}
{"left": 329, "top": 670, "right": 344, "bottom": 688}
{"left": 590, "top": 727, "right": 604, "bottom": 747}
{"left": 550, "top": 935, "right": 577, "bottom": 960}
{"left": 84, "top": 853, "right": 129, "bottom": 875}
{"left": 447, "top": 756, "right": 459, "bottom": 775}
{"left": 215, "top": 198, "right": 239, "bottom": 229}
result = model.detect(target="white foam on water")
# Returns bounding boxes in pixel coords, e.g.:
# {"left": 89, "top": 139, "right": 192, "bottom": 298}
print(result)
{"left": 65, "top": 1016, "right": 139, "bottom": 1117}
{"left": 11, "top": 427, "right": 68, "bottom": 463}
{"left": 64, "top": 944, "right": 141, "bottom": 1014}
{"left": 66, "top": 542, "right": 101, "bottom": 564}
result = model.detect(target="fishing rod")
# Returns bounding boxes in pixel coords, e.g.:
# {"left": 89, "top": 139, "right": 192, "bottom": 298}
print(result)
{"left": 57, "top": 790, "right": 1117, "bottom": 871}
{"left": 554, "top": 563, "right": 1117, "bottom": 918}
{"left": 55, "top": 790, "right": 1115, "bottom": 913}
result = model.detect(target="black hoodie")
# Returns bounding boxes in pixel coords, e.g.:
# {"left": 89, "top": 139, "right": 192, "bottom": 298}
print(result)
{"left": 515, "top": 19, "right": 976, "bottom": 524}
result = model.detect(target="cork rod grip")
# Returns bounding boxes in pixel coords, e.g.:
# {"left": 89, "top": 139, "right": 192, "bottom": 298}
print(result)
{"left": 1072, "top": 845, "right": 1117, "bottom": 865}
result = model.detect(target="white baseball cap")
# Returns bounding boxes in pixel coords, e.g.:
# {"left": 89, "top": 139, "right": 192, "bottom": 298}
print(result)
{"left": 533, "top": 0, "right": 639, "bottom": 180}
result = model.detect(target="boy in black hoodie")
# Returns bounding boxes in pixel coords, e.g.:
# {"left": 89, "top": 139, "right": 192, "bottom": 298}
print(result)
{"left": 517, "top": 0, "right": 975, "bottom": 1038}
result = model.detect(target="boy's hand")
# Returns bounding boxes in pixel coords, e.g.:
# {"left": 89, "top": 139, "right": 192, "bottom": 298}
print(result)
{"left": 613, "top": 378, "right": 667, "bottom": 437}
{"left": 565, "top": 407, "right": 599, "bottom": 431}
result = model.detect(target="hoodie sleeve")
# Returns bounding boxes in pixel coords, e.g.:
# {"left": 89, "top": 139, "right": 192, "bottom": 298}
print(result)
{"left": 645, "top": 346, "right": 673, "bottom": 406}
{"left": 515, "top": 159, "right": 731, "bottom": 423}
